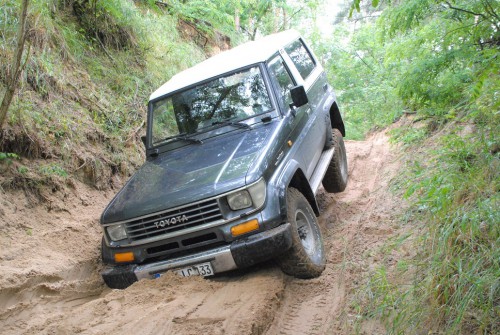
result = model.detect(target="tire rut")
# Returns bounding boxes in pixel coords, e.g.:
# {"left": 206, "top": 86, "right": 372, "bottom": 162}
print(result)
{"left": 265, "top": 130, "right": 403, "bottom": 335}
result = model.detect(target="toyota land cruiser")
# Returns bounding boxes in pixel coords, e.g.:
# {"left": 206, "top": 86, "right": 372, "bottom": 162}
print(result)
{"left": 100, "top": 30, "right": 348, "bottom": 289}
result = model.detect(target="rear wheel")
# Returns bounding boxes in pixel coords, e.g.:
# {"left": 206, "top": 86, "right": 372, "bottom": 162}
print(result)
{"left": 322, "top": 129, "right": 348, "bottom": 193}
{"left": 278, "top": 188, "right": 326, "bottom": 278}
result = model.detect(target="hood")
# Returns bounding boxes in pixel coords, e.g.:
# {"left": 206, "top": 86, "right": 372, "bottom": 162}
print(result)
{"left": 101, "top": 125, "right": 275, "bottom": 224}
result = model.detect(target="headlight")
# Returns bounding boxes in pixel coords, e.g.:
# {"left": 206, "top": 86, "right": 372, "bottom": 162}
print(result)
{"left": 227, "top": 190, "right": 253, "bottom": 210}
{"left": 107, "top": 224, "right": 127, "bottom": 241}
{"left": 227, "top": 179, "right": 266, "bottom": 211}
{"left": 247, "top": 178, "right": 266, "bottom": 208}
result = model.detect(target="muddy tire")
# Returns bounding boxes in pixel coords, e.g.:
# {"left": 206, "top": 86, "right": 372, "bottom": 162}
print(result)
{"left": 278, "top": 188, "right": 326, "bottom": 278}
{"left": 322, "top": 129, "right": 348, "bottom": 193}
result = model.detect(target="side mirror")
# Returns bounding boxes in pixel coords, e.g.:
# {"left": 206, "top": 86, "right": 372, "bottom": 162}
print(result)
{"left": 141, "top": 135, "right": 147, "bottom": 147}
{"left": 290, "top": 85, "right": 308, "bottom": 108}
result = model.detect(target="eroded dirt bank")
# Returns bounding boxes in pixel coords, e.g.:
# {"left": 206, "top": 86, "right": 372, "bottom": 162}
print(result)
{"left": 0, "top": 128, "right": 404, "bottom": 335}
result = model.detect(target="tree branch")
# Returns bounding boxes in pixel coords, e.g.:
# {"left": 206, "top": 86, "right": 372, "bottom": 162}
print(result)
{"left": 481, "top": 0, "right": 500, "bottom": 21}
{"left": 352, "top": 14, "right": 381, "bottom": 22}
{"left": 444, "top": 1, "right": 499, "bottom": 30}
{"left": 0, "top": 0, "right": 29, "bottom": 129}
{"left": 444, "top": 1, "right": 486, "bottom": 19}
{"left": 280, "top": 7, "right": 305, "bottom": 31}
{"left": 354, "top": 51, "right": 374, "bottom": 73}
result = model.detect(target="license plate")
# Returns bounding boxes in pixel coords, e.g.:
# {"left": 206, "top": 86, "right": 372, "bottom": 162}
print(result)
{"left": 174, "top": 262, "right": 214, "bottom": 277}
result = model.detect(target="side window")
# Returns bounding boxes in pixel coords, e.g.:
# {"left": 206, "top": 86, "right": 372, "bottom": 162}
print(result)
{"left": 284, "top": 39, "right": 315, "bottom": 79}
{"left": 268, "top": 55, "right": 295, "bottom": 109}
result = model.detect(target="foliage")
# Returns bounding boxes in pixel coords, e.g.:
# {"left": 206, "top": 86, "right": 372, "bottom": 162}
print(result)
{"left": 339, "top": 0, "right": 500, "bottom": 333}
{"left": 233, "top": 0, "right": 323, "bottom": 40}
{"left": 164, "top": 0, "right": 322, "bottom": 43}
{"left": 315, "top": 20, "right": 403, "bottom": 140}
{"left": 60, "top": 0, "right": 141, "bottom": 50}
{"left": 388, "top": 126, "right": 427, "bottom": 146}
{"left": 0, "top": 152, "right": 18, "bottom": 165}
{"left": 379, "top": 0, "right": 500, "bottom": 118}
{"left": 39, "top": 162, "right": 68, "bottom": 177}
{"left": 162, "top": 0, "right": 235, "bottom": 37}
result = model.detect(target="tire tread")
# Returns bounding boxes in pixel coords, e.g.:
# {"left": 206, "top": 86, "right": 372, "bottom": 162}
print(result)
{"left": 278, "top": 188, "right": 325, "bottom": 279}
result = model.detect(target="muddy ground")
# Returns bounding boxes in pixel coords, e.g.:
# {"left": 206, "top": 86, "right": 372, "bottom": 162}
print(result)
{"left": 0, "top": 128, "right": 406, "bottom": 335}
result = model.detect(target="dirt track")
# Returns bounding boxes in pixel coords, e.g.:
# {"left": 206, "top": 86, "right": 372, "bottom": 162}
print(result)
{"left": 0, "top": 129, "right": 404, "bottom": 335}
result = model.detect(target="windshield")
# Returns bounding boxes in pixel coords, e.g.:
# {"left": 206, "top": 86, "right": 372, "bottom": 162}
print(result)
{"left": 150, "top": 66, "right": 272, "bottom": 145}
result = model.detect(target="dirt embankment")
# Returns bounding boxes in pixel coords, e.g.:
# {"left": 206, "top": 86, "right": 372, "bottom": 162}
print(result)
{"left": 0, "top": 128, "right": 405, "bottom": 335}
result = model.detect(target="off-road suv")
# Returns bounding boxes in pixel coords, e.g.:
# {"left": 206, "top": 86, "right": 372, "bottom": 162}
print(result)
{"left": 100, "top": 30, "right": 348, "bottom": 289}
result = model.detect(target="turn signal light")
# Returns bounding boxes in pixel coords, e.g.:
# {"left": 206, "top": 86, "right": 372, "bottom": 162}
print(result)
{"left": 231, "top": 219, "right": 259, "bottom": 237}
{"left": 114, "top": 252, "right": 135, "bottom": 263}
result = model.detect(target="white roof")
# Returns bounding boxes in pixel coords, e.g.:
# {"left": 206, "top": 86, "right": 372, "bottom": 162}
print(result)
{"left": 149, "top": 30, "right": 301, "bottom": 101}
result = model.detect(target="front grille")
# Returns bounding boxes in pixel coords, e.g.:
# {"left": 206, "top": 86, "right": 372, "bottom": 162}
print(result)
{"left": 124, "top": 199, "right": 223, "bottom": 242}
{"left": 182, "top": 232, "right": 218, "bottom": 247}
{"left": 146, "top": 242, "right": 179, "bottom": 254}
{"left": 145, "top": 232, "right": 219, "bottom": 256}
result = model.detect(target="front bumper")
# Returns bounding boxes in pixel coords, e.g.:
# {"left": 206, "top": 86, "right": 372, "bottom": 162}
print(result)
{"left": 102, "top": 223, "right": 292, "bottom": 289}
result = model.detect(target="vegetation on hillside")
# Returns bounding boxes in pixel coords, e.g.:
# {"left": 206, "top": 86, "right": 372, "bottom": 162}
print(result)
{"left": 324, "top": 0, "right": 499, "bottom": 333}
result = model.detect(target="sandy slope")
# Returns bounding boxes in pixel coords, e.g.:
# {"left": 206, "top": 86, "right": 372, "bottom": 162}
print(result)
{"left": 0, "top": 128, "right": 404, "bottom": 335}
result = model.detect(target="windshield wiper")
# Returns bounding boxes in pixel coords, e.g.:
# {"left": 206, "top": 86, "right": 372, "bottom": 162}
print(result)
{"left": 157, "top": 133, "right": 203, "bottom": 145}
{"left": 177, "top": 135, "right": 203, "bottom": 144}
{"left": 212, "top": 120, "right": 251, "bottom": 129}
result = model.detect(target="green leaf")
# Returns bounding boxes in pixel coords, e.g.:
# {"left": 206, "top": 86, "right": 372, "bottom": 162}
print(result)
{"left": 372, "top": 0, "right": 380, "bottom": 7}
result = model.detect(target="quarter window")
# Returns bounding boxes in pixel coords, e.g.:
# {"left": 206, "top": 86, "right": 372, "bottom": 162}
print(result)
{"left": 284, "top": 39, "right": 315, "bottom": 79}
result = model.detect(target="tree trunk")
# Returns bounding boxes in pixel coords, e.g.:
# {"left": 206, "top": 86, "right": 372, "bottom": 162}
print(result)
{"left": 235, "top": 7, "right": 240, "bottom": 31}
{"left": 282, "top": 7, "right": 287, "bottom": 30}
{"left": 0, "top": 0, "right": 30, "bottom": 129}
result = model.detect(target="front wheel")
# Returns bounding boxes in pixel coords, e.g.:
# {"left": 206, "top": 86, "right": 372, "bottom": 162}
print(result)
{"left": 322, "top": 129, "right": 348, "bottom": 193}
{"left": 278, "top": 188, "right": 326, "bottom": 278}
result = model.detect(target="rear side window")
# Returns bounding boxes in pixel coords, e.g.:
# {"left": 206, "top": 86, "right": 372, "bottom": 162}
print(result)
{"left": 284, "top": 39, "right": 315, "bottom": 80}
